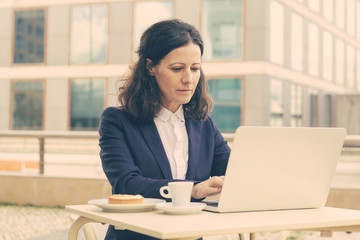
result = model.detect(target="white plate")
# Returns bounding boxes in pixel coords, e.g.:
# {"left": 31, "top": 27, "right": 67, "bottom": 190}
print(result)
{"left": 156, "top": 202, "right": 206, "bottom": 215}
{"left": 88, "top": 198, "right": 165, "bottom": 212}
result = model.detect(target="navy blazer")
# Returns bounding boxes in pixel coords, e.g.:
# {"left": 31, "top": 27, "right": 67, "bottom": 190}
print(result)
{"left": 99, "top": 107, "right": 231, "bottom": 240}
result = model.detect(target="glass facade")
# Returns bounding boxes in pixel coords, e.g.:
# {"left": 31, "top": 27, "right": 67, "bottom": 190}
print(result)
{"left": 309, "top": 91, "right": 332, "bottom": 128}
{"left": 357, "top": 2, "right": 360, "bottom": 41}
{"left": 322, "top": 31, "right": 333, "bottom": 82}
{"left": 270, "top": 0, "right": 284, "bottom": 65}
{"left": 323, "top": 0, "right": 333, "bottom": 22}
{"left": 70, "top": 79, "right": 105, "bottom": 130}
{"left": 2, "top": 0, "right": 360, "bottom": 133}
{"left": 70, "top": 4, "right": 108, "bottom": 64}
{"left": 335, "top": 39, "right": 345, "bottom": 85}
{"left": 133, "top": 1, "right": 173, "bottom": 60}
{"left": 307, "top": 23, "right": 319, "bottom": 77}
{"left": 308, "top": 0, "right": 320, "bottom": 12}
{"left": 335, "top": 0, "right": 345, "bottom": 30}
{"left": 290, "top": 85, "right": 303, "bottom": 127}
{"left": 12, "top": 81, "right": 44, "bottom": 130}
{"left": 323, "top": 94, "right": 332, "bottom": 127}
{"left": 270, "top": 79, "right": 283, "bottom": 126}
{"left": 208, "top": 78, "right": 241, "bottom": 132}
{"left": 347, "top": 45, "right": 355, "bottom": 88}
{"left": 202, "top": 0, "right": 243, "bottom": 60}
{"left": 346, "top": 0, "right": 355, "bottom": 36}
{"left": 309, "top": 90, "right": 319, "bottom": 127}
{"left": 357, "top": 51, "right": 360, "bottom": 91}
{"left": 267, "top": 0, "right": 360, "bottom": 129}
{"left": 13, "top": 9, "right": 45, "bottom": 64}
{"left": 291, "top": 13, "right": 303, "bottom": 71}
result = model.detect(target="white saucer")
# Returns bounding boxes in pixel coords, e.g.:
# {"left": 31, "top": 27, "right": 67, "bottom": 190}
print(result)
{"left": 155, "top": 202, "right": 206, "bottom": 215}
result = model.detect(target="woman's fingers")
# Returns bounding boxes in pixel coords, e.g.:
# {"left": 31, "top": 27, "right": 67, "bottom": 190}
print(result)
{"left": 206, "top": 186, "right": 222, "bottom": 196}
{"left": 191, "top": 176, "right": 225, "bottom": 199}
{"left": 209, "top": 176, "right": 224, "bottom": 188}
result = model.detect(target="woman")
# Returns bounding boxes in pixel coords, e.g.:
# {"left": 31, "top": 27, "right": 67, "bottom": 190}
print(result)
{"left": 99, "top": 19, "right": 231, "bottom": 240}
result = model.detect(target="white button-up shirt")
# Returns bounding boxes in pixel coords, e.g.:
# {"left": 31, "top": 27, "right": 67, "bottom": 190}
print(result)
{"left": 154, "top": 106, "right": 189, "bottom": 179}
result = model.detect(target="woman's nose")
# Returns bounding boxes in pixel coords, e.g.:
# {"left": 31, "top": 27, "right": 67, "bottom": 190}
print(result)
{"left": 182, "top": 69, "right": 193, "bottom": 84}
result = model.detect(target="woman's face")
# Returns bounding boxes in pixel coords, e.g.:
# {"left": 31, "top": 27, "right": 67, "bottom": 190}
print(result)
{"left": 149, "top": 43, "right": 201, "bottom": 113}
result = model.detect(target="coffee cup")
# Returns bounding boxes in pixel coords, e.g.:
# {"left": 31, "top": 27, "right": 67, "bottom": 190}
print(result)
{"left": 159, "top": 181, "right": 194, "bottom": 207}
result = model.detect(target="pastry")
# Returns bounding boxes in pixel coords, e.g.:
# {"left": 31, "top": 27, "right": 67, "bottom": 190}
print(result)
{"left": 108, "top": 194, "right": 144, "bottom": 204}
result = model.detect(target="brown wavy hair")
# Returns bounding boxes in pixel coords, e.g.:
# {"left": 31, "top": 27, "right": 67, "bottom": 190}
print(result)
{"left": 118, "top": 19, "right": 213, "bottom": 122}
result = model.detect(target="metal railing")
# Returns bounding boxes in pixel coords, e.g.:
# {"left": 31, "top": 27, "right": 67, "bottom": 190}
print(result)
{"left": 0, "top": 130, "right": 359, "bottom": 175}
{"left": 0, "top": 130, "right": 99, "bottom": 174}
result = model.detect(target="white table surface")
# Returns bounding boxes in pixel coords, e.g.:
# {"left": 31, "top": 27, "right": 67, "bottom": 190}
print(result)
{"left": 65, "top": 205, "right": 360, "bottom": 240}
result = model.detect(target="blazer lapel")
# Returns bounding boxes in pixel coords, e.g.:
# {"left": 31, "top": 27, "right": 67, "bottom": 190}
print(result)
{"left": 139, "top": 121, "right": 173, "bottom": 179}
{"left": 185, "top": 119, "right": 202, "bottom": 179}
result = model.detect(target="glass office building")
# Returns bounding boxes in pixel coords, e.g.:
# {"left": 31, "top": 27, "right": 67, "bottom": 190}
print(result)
{"left": 0, "top": 0, "right": 359, "bottom": 133}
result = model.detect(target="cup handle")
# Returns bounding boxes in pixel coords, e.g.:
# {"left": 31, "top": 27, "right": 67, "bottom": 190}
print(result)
{"left": 159, "top": 186, "right": 171, "bottom": 199}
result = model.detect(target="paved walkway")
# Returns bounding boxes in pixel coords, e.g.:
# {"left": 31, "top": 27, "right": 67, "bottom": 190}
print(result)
{"left": 0, "top": 204, "right": 84, "bottom": 240}
{"left": 2, "top": 204, "right": 360, "bottom": 240}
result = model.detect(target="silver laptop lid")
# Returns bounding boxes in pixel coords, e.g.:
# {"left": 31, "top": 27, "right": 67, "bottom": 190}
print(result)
{"left": 214, "top": 126, "right": 346, "bottom": 213}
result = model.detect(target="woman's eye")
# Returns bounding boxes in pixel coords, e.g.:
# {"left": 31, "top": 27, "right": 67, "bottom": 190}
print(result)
{"left": 192, "top": 67, "right": 200, "bottom": 71}
{"left": 172, "top": 67, "right": 182, "bottom": 71}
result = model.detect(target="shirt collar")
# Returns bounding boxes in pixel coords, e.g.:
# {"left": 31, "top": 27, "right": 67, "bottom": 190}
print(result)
{"left": 156, "top": 105, "right": 185, "bottom": 122}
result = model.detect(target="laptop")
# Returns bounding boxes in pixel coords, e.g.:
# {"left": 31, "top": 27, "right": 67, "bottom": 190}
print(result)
{"left": 203, "top": 126, "right": 346, "bottom": 213}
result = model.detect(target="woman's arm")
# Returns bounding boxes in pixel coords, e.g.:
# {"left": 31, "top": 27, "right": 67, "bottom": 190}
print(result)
{"left": 191, "top": 117, "right": 231, "bottom": 199}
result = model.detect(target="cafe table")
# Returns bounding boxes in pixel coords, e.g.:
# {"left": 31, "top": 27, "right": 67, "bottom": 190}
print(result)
{"left": 66, "top": 204, "right": 360, "bottom": 240}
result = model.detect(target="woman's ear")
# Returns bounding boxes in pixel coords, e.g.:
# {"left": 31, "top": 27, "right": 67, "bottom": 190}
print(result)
{"left": 146, "top": 58, "right": 155, "bottom": 76}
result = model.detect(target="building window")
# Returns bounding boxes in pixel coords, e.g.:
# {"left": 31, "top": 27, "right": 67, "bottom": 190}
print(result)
{"left": 346, "top": 45, "right": 355, "bottom": 88}
{"left": 70, "top": 79, "right": 105, "bottom": 130}
{"left": 270, "top": 79, "right": 283, "bottom": 126}
{"left": 323, "top": 94, "right": 332, "bottom": 127}
{"left": 13, "top": 9, "right": 45, "bottom": 64}
{"left": 133, "top": 1, "right": 173, "bottom": 60}
{"left": 335, "top": 0, "right": 345, "bottom": 30}
{"left": 309, "top": 89, "right": 319, "bottom": 127}
{"left": 308, "top": 90, "right": 331, "bottom": 127}
{"left": 12, "top": 81, "right": 44, "bottom": 130}
{"left": 357, "top": 2, "right": 360, "bottom": 41}
{"left": 322, "top": 31, "right": 333, "bottom": 82}
{"left": 208, "top": 78, "right": 242, "bottom": 132}
{"left": 308, "top": 0, "right": 320, "bottom": 13}
{"left": 307, "top": 22, "right": 319, "bottom": 76}
{"left": 323, "top": 0, "right": 334, "bottom": 22}
{"left": 70, "top": 4, "right": 108, "bottom": 64}
{"left": 335, "top": 39, "right": 345, "bottom": 85}
{"left": 357, "top": 51, "right": 360, "bottom": 91}
{"left": 270, "top": 0, "right": 284, "bottom": 65}
{"left": 290, "top": 84, "right": 303, "bottom": 127}
{"left": 346, "top": 0, "right": 355, "bottom": 37}
{"left": 202, "top": 0, "right": 243, "bottom": 60}
{"left": 291, "top": 13, "right": 303, "bottom": 71}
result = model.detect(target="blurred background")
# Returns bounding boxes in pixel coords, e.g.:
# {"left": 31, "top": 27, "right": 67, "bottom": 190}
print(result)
{"left": 0, "top": 0, "right": 360, "bottom": 239}
{"left": 1, "top": 0, "right": 360, "bottom": 134}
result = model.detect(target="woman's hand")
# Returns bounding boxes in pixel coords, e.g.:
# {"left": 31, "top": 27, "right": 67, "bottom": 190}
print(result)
{"left": 191, "top": 176, "right": 225, "bottom": 199}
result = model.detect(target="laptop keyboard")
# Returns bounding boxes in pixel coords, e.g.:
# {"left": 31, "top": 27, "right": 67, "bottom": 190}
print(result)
{"left": 205, "top": 201, "right": 219, "bottom": 207}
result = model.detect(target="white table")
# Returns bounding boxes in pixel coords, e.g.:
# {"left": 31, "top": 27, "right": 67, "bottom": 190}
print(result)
{"left": 66, "top": 205, "right": 360, "bottom": 240}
